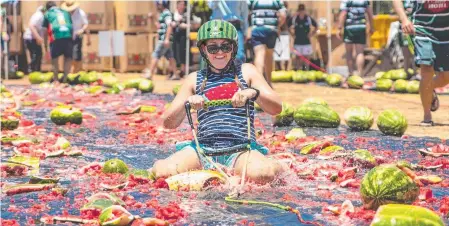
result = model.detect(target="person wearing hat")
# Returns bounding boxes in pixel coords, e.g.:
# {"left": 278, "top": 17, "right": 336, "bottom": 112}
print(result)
{"left": 61, "top": 0, "right": 90, "bottom": 73}
{"left": 150, "top": 20, "right": 284, "bottom": 186}
{"left": 290, "top": 4, "right": 317, "bottom": 71}
{"left": 24, "top": 6, "right": 46, "bottom": 73}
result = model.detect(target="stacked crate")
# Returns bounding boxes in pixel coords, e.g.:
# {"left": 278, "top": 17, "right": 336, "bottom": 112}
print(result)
{"left": 79, "top": 1, "right": 114, "bottom": 71}
{"left": 114, "top": 1, "right": 158, "bottom": 73}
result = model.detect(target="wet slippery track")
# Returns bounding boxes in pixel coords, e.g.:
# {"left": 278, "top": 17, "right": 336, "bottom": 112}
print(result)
{"left": 1, "top": 84, "right": 448, "bottom": 225}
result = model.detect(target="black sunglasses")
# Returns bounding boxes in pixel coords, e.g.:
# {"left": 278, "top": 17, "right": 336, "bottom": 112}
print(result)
{"left": 206, "top": 43, "right": 233, "bottom": 54}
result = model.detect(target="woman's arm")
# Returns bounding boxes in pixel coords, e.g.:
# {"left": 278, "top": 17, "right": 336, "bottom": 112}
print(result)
{"left": 242, "top": 63, "right": 282, "bottom": 115}
{"left": 162, "top": 72, "right": 197, "bottom": 129}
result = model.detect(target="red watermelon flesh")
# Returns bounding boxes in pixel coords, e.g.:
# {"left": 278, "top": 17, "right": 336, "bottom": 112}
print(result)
{"left": 204, "top": 82, "right": 239, "bottom": 100}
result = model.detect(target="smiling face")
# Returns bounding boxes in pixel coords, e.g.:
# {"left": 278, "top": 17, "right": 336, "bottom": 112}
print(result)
{"left": 202, "top": 39, "right": 234, "bottom": 70}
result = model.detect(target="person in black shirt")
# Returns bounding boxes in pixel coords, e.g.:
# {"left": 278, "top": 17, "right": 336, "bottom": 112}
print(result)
{"left": 289, "top": 4, "right": 317, "bottom": 71}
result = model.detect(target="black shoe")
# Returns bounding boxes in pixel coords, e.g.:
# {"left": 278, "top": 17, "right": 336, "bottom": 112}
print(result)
{"left": 431, "top": 90, "right": 439, "bottom": 112}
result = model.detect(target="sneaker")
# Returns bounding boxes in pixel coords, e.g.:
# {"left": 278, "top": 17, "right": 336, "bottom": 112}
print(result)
{"left": 141, "top": 68, "right": 152, "bottom": 80}
{"left": 420, "top": 120, "right": 434, "bottom": 127}
{"left": 431, "top": 90, "right": 439, "bottom": 112}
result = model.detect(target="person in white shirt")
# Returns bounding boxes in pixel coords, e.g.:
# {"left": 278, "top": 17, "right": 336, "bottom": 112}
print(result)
{"left": 24, "top": 6, "right": 45, "bottom": 72}
{"left": 61, "top": 0, "right": 90, "bottom": 73}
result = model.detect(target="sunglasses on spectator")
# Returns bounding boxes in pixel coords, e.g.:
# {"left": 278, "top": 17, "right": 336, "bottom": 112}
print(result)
{"left": 206, "top": 43, "right": 233, "bottom": 54}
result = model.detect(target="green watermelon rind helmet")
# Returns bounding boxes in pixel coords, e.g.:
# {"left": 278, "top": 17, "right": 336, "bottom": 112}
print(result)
{"left": 197, "top": 20, "right": 239, "bottom": 71}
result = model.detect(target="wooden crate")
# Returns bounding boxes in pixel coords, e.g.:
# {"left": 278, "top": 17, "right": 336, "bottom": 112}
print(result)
{"left": 116, "top": 33, "right": 149, "bottom": 73}
{"left": 7, "top": 16, "right": 23, "bottom": 54}
{"left": 114, "top": 1, "right": 157, "bottom": 33}
{"left": 78, "top": 1, "right": 114, "bottom": 31}
{"left": 82, "top": 34, "right": 113, "bottom": 71}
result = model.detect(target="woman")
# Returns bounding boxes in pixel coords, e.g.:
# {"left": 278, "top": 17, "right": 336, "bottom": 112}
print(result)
{"left": 151, "top": 20, "right": 283, "bottom": 185}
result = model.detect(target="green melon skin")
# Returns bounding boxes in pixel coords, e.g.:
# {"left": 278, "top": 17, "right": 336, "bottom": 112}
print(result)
{"left": 102, "top": 159, "right": 129, "bottom": 175}
{"left": 29, "top": 72, "right": 53, "bottom": 84}
{"left": 376, "top": 79, "right": 393, "bottom": 92}
{"left": 172, "top": 84, "right": 181, "bottom": 95}
{"left": 360, "top": 165, "right": 419, "bottom": 210}
{"left": 292, "top": 71, "right": 308, "bottom": 83}
{"left": 394, "top": 79, "right": 408, "bottom": 93}
{"left": 326, "top": 74, "right": 343, "bottom": 87}
{"left": 271, "top": 71, "right": 293, "bottom": 83}
{"left": 273, "top": 103, "right": 295, "bottom": 127}
{"left": 377, "top": 109, "right": 408, "bottom": 136}
{"left": 344, "top": 106, "right": 374, "bottom": 131}
{"left": 370, "top": 204, "right": 444, "bottom": 226}
{"left": 1, "top": 118, "right": 20, "bottom": 130}
{"left": 138, "top": 79, "right": 154, "bottom": 93}
{"left": 347, "top": 75, "right": 365, "bottom": 89}
{"left": 406, "top": 80, "right": 420, "bottom": 94}
{"left": 50, "top": 106, "right": 83, "bottom": 125}
{"left": 294, "top": 103, "right": 340, "bottom": 128}
{"left": 79, "top": 72, "right": 99, "bottom": 84}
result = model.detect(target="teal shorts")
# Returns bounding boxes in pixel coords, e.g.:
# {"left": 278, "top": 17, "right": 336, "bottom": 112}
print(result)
{"left": 344, "top": 28, "right": 366, "bottom": 45}
{"left": 175, "top": 141, "right": 269, "bottom": 170}
{"left": 414, "top": 38, "right": 449, "bottom": 72}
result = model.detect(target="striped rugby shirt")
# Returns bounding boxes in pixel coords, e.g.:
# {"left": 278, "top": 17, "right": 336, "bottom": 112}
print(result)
{"left": 248, "top": 0, "right": 286, "bottom": 30}
{"left": 157, "top": 8, "right": 172, "bottom": 41}
{"left": 340, "top": 0, "right": 370, "bottom": 32}
{"left": 195, "top": 64, "right": 256, "bottom": 155}
{"left": 411, "top": 0, "right": 449, "bottom": 43}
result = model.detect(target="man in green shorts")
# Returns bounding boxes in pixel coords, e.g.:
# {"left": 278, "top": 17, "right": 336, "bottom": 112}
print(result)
{"left": 337, "top": 0, "right": 374, "bottom": 77}
{"left": 394, "top": 0, "right": 449, "bottom": 126}
{"left": 35, "top": 1, "right": 73, "bottom": 82}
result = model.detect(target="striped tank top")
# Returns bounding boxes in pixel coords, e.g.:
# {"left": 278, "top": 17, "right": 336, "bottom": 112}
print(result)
{"left": 248, "top": 0, "right": 286, "bottom": 30}
{"left": 340, "top": 0, "right": 370, "bottom": 31}
{"left": 411, "top": 0, "right": 449, "bottom": 43}
{"left": 195, "top": 64, "right": 256, "bottom": 155}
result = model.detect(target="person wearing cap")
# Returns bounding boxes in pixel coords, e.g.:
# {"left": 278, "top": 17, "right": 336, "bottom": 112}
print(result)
{"left": 336, "top": 0, "right": 374, "bottom": 77}
{"left": 24, "top": 6, "right": 46, "bottom": 73}
{"left": 36, "top": 1, "right": 73, "bottom": 82}
{"left": 150, "top": 20, "right": 284, "bottom": 185}
{"left": 61, "top": 0, "right": 90, "bottom": 73}
{"left": 290, "top": 4, "right": 317, "bottom": 71}
{"left": 143, "top": 0, "right": 177, "bottom": 80}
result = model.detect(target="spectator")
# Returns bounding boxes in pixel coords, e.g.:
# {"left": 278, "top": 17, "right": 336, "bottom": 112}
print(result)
{"left": 337, "top": 0, "right": 374, "bottom": 77}
{"left": 23, "top": 6, "right": 45, "bottom": 73}
{"left": 393, "top": 0, "right": 449, "bottom": 126}
{"left": 35, "top": 1, "right": 73, "bottom": 82}
{"left": 171, "top": 1, "right": 200, "bottom": 79}
{"left": 61, "top": 0, "right": 90, "bottom": 73}
{"left": 248, "top": 0, "right": 287, "bottom": 87}
{"left": 0, "top": 0, "right": 11, "bottom": 58}
{"left": 208, "top": 0, "right": 249, "bottom": 64}
{"left": 143, "top": 0, "right": 177, "bottom": 80}
{"left": 290, "top": 4, "right": 317, "bottom": 71}
{"left": 275, "top": 1, "right": 292, "bottom": 71}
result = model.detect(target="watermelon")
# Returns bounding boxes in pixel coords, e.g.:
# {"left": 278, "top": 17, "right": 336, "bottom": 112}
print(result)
{"left": 326, "top": 74, "right": 343, "bottom": 87}
{"left": 292, "top": 71, "right": 308, "bottom": 83}
{"left": 294, "top": 103, "right": 340, "bottom": 128}
{"left": 204, "top": 82, "right": 239, "bottom": 100}
{"left": 102, "top": 159, "right": 129, "bottom": 175}
{"left": 67, "top": 73, "right": 81, "bottom": 84}
{"left": 172, "top": 84, "right": 181, "bottom": 95}
{"left": 380, "top": 70, "right": 392, "bottom": 80}
{"left": 353, "top": 149, "right": 376, "bottom": 165}
{"left": 0, "top": 84, "right": 8, "bottom": 93}
{"left": 50, "top": 106, "right": 83, "bottom": 125}
{"left": 375, "top": 71, "right": 386, "bottom": 80}
{"left": 376, "top": 79, "right": 393, "bottom": 91}
{"left": 1, "top": 117, "right": 20, "bottom": 130}
{"left": 393, "top": 79, "right": 408, "bottom": 93}
{"left": 344, "top": 107, "right": 374, "bottom": 131}
{"left": 390, "top": 69, "right": 408, "bottom": 81}
{"left": 138, "top": 79, "right": 154, "bottom": 93}
{"left": 406, "top": 80, "right": 420, "bottom": 94}
{"left": 79, "top": 72, "right": 98, "bottom": 84}
{"left": 254, "top": 102, "right": 262, "bottom": 111}
{"left": 370, "top": 204, "right": 444, "bottom": 226}
{"left": 273, "top": 103, "right": 295, "bottom": 126}
{"left": 377, "top": 109, "right": 408, "bottom": 136}
{"left": 29, "top": 72, "right": 52, "bottom": 84}
{"left": 306, "top": 71, "right": 316, "bottom": 82}
{"left": 85, "top": 86, "right": 104, "bottom": 94}
{"left": 301, "top": 97, "right": 328, "bottom": 106}
{"left": 285, "top": 128, "right": 306, "bottom": 141}
{"left": 347, "top": 75, "right": 365, "bottom": 89}
{"left": 98, "top": 205, "right": 134, "bottom": 226}
{"left": 124, "top": 78, "right": 144, "bottom": 89}
{"left": 271, "top": 71, "right": 293, "bottom": 83}
{"left": 314, "top": 71, "right": 327, "bottom": 82}
{"left": 360, "top": 164, "right": 419, "bottom": 210}
{"left": 100, "top": 74, "right": 118, "bottom": 87}
{"left": 165, "top": 170, "right": 226, "bottom": 191}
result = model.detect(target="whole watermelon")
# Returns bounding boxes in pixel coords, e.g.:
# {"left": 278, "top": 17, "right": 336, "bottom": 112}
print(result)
{"left": 29, "top": 72, "right": 52, "bottom": 84}
{"left": 273, "top": 103, "right": 295, "bottom": 126}
{"left": 292, "top": 71, "right": 308, "bottom": 83}
{"left": 100, "top": 74, "right": 118, "bottom": 87}
{"left": 360, "top": 164, "right": 419, "bottom": 210}
{"left": 347, "top": 75, "right": 365, "bottom": 89}
{"left": 377, "top": 109, "right": 408, "bottom": 136}
{"left": 306, "top": 71, "right": 317, "bottom": 82}
{"left": 50, "top": 106, "right": 83, "bottom": 125}
{"left": 138, "top": 79, "right": 154, "bottom": 93}
{"left": 124, "top": 78, "right": 145, "bottom": 89}
{"left": 406, "top": 80, "right": 420, "bottom": 94}
{"left": 313, "top": 71, "right": 326, "bottom": 82}
{"left": 325, "top": 74, "right": 343, "bottom": 87}
{"left": 294, "top": 103, "right": 340, "bottom": 128}
{"left": 271, "top": 71, "right": 293, "bottom": 83}
{"left": 376, "top": 79, "right": 393, "bottom": 91}
{"left": 370, "top": 204, "right": 444, "bottom": 226}
{"left": 344, "top": 106, "right": 374, "bottom": 131}
{"left": 390, "top": 69, "right": 408, "bottom": 80}
{"left": 79, "top": 72, "right": 98, "bottom": 84}
{"left": 172, "top": 84, "right": 181, "bottom": 95}
{"left": 375, "top": 71, "right": 386, "bottom": 80}
{"left": 380, "top": 70, "right": 392, "bottom": 80}
{"left": 393, "top": 79, "right": 408, "bottom": 93}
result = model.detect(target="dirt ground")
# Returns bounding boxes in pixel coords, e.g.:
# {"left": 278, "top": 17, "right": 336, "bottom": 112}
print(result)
{"left": 4, "top": 73, "right": 449, "bottom": 139}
